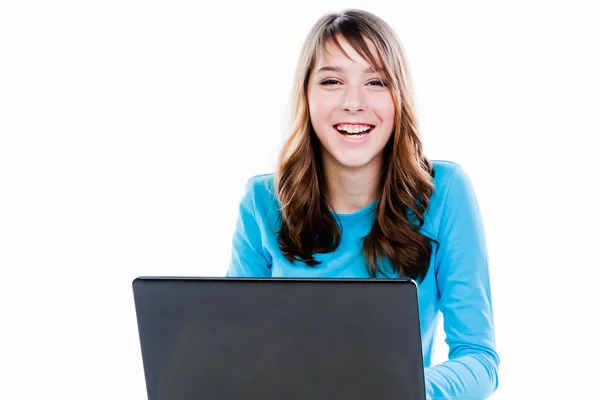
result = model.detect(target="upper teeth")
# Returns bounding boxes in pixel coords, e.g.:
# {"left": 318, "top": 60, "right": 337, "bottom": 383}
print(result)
{"left": 336, "top": 124, "right": 372, "bottom": 134}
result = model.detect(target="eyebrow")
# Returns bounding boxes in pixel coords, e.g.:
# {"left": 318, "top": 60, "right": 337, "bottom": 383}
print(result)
{"left": 316, "top": 65, "right": 380, "bottom": 74}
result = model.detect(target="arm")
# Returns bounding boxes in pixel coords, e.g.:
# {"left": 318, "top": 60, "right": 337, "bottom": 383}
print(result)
{"left": 226, "top": 178, "right": 272, "bottom": 277}
{"left": 425, "top": 165, "right": 500, "bottom": 399}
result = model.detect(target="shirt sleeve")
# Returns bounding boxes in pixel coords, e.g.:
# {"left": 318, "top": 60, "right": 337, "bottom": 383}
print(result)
{"left": 226, "top": 178, "right": 273, "bottom": 277}
{"left": 424, "top": 165, "right": 500, "bottom": 399}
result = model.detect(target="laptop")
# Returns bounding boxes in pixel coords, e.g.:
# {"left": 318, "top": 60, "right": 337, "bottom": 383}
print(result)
{"left": 132, "top": 277, "right": 426, "bottom": 400}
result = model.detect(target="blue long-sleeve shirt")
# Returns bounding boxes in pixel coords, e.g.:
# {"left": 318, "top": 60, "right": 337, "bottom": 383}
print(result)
{"left": 226, "top": 160, "right": 499, "bottom": 399}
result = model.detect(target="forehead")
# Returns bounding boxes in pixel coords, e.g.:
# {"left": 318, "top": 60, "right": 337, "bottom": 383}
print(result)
{"left": 315, "top": 36, "right": 381, "bottom": 69}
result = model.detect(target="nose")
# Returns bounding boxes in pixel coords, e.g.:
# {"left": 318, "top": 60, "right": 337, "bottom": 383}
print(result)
{"left": 342, "top": 85, "right": 367, "bottom": 113}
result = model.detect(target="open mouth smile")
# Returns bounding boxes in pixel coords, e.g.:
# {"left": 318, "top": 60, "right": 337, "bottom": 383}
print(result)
{"left": 334, "top": 123, "right": 375, "bottom": 141}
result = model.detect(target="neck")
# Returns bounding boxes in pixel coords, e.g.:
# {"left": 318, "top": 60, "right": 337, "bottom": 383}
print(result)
{"left": 322, "top": 154, "right": 382, "bottom": 214}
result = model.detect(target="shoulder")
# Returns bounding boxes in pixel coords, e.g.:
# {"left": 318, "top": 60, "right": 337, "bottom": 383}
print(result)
{"left": 239, "top": 173, "right": 280, "bottom": 222}
{"left": 430, "top": 159, "right": 473, "bottom": 201}
{"left": 242, "top": 173, "right": 276, "bottom": 204}
{"left": 246, "top": 172, "right": 275, "bottom": 189}
{"left": 427, "top": 160, "right": 479, "bottom": 235}
{"left": 431, "top": 159, "right": 462, "bottom": 190}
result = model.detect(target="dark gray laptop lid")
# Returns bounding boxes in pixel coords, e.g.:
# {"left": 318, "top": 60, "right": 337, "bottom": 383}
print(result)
{"left": 132, "top": 277, "right": 426, "bottom": 400}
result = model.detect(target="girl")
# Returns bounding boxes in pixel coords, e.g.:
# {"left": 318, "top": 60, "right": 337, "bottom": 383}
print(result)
{"left": 227, "top": 9, "right": 499, "bottom": 400}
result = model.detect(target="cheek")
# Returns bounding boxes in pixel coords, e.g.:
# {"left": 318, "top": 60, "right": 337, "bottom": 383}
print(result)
{"left": 309, "top": 94, "right": 337, "bottom": 127}
{"left": 307, "top": 90, "right": 320, "bottom": 120}
{"left": 371, "top": 98, "right": 396, "bottom": 145}
{"left": 373, "top": 97, "right": 396, "bottom": 125}
{"left": 307, "top": 93, "right": 326, "bottom": 141}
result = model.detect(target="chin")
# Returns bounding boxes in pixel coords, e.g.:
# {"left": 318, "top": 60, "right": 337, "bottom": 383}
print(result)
{"left": 321, "top": 146, "right": 381, "bottom": 171}
{"left": 335, "top": 157, "right": 374, "bottom": 169}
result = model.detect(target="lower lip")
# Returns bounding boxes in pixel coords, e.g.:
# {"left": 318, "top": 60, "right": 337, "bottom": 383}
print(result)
{"left": 336, "top": 127, "right": 373, "bottom": 143}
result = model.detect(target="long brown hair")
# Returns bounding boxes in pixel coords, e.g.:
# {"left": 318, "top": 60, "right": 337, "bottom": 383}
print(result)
{"left": 275, "top": 9, "right": 437, "bottom": 281}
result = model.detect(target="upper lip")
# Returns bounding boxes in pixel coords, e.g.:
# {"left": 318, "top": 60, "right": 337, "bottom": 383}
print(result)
{"left": 334, "top": 122, "right": 375, "bottom": 127}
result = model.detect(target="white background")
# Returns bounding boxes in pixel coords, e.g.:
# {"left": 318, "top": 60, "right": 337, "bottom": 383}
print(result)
{"left": 1, "top": 1, "right": 598, "bottom": 399}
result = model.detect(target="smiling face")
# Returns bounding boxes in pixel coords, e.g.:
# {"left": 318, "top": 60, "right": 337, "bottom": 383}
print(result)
{"left": 307, "top": 36, "right": 396, "bottom": 173}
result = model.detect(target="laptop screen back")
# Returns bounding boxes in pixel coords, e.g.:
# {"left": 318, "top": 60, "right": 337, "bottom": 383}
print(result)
{"left": 133, "top": 277, "right": 425, "bottom": 400}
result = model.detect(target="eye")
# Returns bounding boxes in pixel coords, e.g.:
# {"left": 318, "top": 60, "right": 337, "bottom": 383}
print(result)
{"left": 367, "top": 80, "right": 386, "bottom": 87}
{"left": 320, "top": 79, "right": 341, "bottom": 86}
